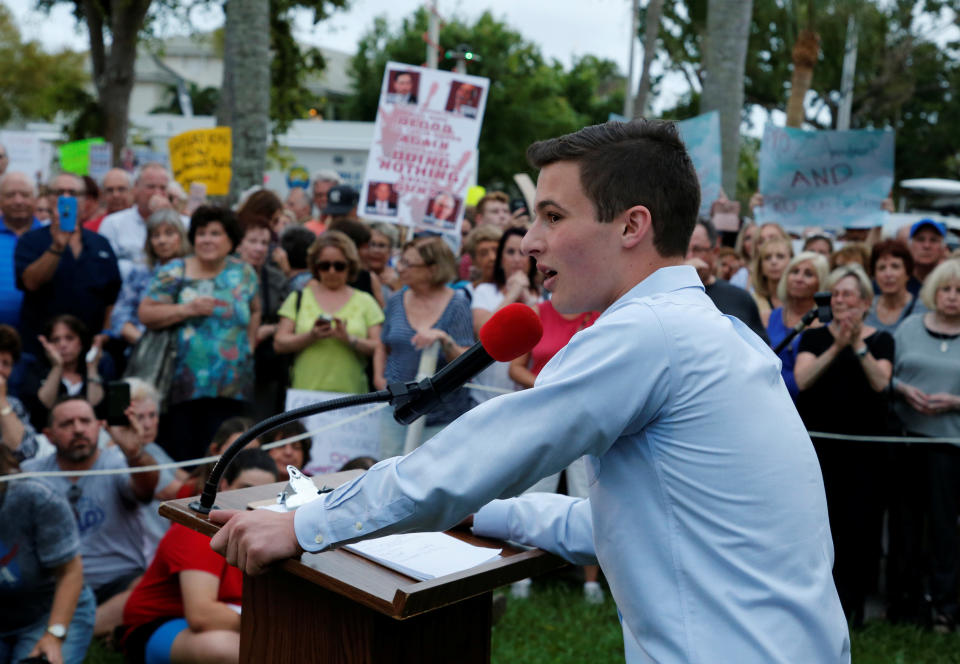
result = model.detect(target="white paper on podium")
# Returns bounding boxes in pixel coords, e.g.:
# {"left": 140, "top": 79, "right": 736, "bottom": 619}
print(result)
{"left": 344, "top": 532, "right": 502, "bottom": 580}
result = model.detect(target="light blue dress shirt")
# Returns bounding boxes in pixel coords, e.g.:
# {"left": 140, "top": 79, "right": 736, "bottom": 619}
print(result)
{"left": 293, "top": 266, "right": 850, "bottom": 664}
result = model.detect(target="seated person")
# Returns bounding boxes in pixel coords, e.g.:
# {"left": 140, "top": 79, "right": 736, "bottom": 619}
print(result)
{"left": 0, "top": 446, "right": 95, "bottom": 664}
{"left": 176, "top": 417, "right": 256, "bottom": 499}
{"left": 121, "top": 449, "right": 278, "bottom": 664}
{"left": 21, "top": 396, "right": 159, "bottom": 639}
{"left": 264, "top": 421, "right": 312, "bottom": 481}
{"left": 0, "top": 324, "right": 40, "bottom": 461}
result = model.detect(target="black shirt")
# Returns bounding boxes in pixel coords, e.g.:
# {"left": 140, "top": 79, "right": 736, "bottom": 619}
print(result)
{"left": 704, "top": 279, "right": 770, "bottom": 345}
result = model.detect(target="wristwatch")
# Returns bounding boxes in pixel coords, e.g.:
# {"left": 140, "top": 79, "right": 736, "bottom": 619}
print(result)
{"left": 47, "top": 623, "right": 67, "bottom": 639}
{"left": 855, "top": 345, "right": 869, "bottom": 358}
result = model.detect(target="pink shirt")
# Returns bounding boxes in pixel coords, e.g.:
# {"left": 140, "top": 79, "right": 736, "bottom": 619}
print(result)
{"left": 529, "top": 301, "right": 599, "bottom": 376}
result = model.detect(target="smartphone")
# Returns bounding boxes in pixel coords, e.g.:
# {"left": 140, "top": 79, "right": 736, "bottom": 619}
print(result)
{"left": 57, "top": 196, "right": 78, "bottom": 233}
{"left": 315, "top": 314, "right": 333, "bottom": 326}
{"left": 105, "top": 381, "right": 131, "bottom": 427}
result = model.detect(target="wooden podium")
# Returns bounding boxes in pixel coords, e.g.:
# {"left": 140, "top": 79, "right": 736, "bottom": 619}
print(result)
{"left": 160, "top": 470, "right": 566, "bottom": 664}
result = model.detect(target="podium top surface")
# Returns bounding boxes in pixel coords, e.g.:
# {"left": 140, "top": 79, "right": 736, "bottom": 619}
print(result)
{"left": 160, "top": 470, "right": 565, "bottom": 619}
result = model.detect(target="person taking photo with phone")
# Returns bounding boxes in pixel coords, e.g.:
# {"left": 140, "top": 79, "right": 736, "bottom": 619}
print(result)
{"left": 14, "top": 173, "right": 121, "bottom": 360}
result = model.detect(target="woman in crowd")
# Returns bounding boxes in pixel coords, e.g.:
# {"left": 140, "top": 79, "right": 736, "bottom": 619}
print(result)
{"left": 139, "top": 205, "right": 260, "bottom": 461}
{"left": 275, "top": 226, "right": 317, "bottom": 293}
{"left": 463, "top": 225, "right": 503, "bottom": 293}
{"left": 729, "top": 220, "right": 756, "bottom": 288}
{"left": 891, "top": 259, "right": 960, "bottom": 631}
{"left": 831, "top": 243, "right": 871, "bottom": 271}
{"left": 507, "top": 300, "right": 605, "bottom": 603}
{"left": 237, "top": 213, "right": 290, "bottom": 419}
{"left": 802, "top": 232, "right": 834, "bottom": 257}
{"left": 373, "top": 238, "right": 473, "bottom": 458}
{"left": 794, "top": 263, "right": 894, "bottom": 628}
{"left": 750, "top": 235, "right": 793, "bottom": 327}
{"left": 471, "top": 226, "right": 539, "bottom": 405}
{"left": 765, "top": 251, "right": 830, "bottom": 399}
{"left": 0, "top": 446, "right": 95, "bottom": 664}
{"left": 0, "top": 325, "right": 38, "bottom": 461}
{"left": 264, "top": 420, "right": 312, "bottom": 480}
{"left": 327, "top": 219, "right": 387, "bottom": 309}
{"left": 121, "top": 448, "right": 277, "bottom": 664}
{"left": 24, "top": 314, "right": 110, "bottom": 430}
{"left": 867, "top": 239, "right": 926, "bottom": 334}
{"left": 109, "top": 209, "right": 190, "bottom": 349}
{"left": 360, "top": 222, "right": 401, "bottom": 299}
{"left": 274, "top": 231, "right": 383, "bottom": 394}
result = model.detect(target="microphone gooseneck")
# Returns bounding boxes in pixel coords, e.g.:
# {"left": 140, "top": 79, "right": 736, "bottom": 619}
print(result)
{"left": 189, "top": 302, "right": 544, "bottom": 514}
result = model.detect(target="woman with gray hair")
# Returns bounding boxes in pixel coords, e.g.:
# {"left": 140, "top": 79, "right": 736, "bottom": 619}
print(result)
{"left": 890, "top": 258, "right": 960, "bottom": 630}
{"left": 766, "top": 251, "right": 830, "bottom": 399}
{"left": 794, "top": 263, "right": 894, "bottom": 628}
{"left": 108, "top": 208, "right": 189, "bottom": 348}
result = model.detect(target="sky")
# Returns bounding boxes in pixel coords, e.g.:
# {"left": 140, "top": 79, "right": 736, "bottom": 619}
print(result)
{"left": 4, "top": 0, "right": 653, "bottom": 83}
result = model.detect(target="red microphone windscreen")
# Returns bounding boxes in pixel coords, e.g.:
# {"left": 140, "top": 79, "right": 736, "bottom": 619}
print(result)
{"left": 479, "top": 303, "right": 544, "bottom": 362}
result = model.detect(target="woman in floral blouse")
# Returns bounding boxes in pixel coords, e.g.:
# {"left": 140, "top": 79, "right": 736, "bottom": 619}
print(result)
{"left": 139, "top": 206, "right": 260, "bottom": 461}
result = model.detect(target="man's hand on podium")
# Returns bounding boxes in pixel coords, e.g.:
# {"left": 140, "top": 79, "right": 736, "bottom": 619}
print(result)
{"left": 210, "top": 509, "right": 306, "bottom": 575}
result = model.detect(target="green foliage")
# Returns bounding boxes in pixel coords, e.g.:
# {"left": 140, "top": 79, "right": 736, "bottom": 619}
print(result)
{"left": 0, "top": 4, "right": 92, "bottom": 125}
{"left": 341, "top": 8, "right": 626, "bottom": 186}
{"left": 150, "top": 82, "right": 221, "bottom": 115}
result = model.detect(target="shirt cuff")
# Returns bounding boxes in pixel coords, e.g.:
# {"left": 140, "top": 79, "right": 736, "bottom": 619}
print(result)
{"left": 293, "top": 500, "right": 331, "bottom": 553}
{"left": 472, "top": 499, "right": 513, "bottom": 541}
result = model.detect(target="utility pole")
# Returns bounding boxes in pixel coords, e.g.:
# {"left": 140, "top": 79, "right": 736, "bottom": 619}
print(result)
{"left": 623, "top": 0, "right": 640, "bottom": 118}
{"left": 445, "top": 44, "right": 480, "bottom": 73}
{"left": 427, "top": 1, "right": 439, "bottom": 69}
{"left": 837, "top": 15, "right": 858, "bottom": 130}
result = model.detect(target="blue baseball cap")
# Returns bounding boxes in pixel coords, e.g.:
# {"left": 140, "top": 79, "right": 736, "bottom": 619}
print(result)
{"left": 910, "top": 219, "right": 947, "bottom": 238}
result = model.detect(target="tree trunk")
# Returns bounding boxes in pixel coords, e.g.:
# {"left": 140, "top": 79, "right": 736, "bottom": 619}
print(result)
{"left": 81, "top": 0, "right": 152, "bottom": 164}
{"left": 786, "top": 29, "right": 821, "bottom": 127}
{"left": 701, "top": 0, "right": 754, "bottom": 198}
{"left": 218, "top": 0, "right": 271, "bottom": 200}
{"left": 634, "top": 0, "right": 664, "bottom": 118}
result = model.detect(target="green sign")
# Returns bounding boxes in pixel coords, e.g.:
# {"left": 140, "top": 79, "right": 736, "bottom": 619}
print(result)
{"left": 58, "top": 138, "right": 105, "bottom": 175}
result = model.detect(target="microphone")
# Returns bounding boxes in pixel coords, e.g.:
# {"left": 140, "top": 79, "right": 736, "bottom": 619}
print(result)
{"left": 392, "top": 302, "right": 543, "bottom": 424}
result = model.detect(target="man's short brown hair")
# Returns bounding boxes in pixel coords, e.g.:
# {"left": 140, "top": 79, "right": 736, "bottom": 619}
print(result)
{"left": 526, "top": 120, "right": 700, "bottom": 257}
{"left": 476, "top": 191, "right": 509, "bottom": 216}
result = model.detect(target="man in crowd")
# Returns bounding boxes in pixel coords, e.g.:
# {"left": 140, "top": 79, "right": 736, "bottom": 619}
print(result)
{"left": 686, "top": 217, "right": 769, "bottom": 343}
{"left": 474, "top": 191, "right": 512, "bottom": 228}
{"left": 284, "top": 187, "right": 312, "bottom": 224}
{"left": 321, "top": 184, "right": 359, "bottom": 226}
{"left": 23, "top": 396, "right": 158, "bottom": 636}
{"left": 907, "top": 219, "right": 947, "bottom": 295}
{"left": 84, "top": 169, "right": 133, "bottom": 232}
{"left": 79, "top": 176, "right": 100, "bottom": 225}
{"left": 0, "top": 172, "right": 41, "bottom": 327}
{"left": 304, "top": 170, "right": 341, "bottom": 235}
{"left": 14, "top": 173, "right": 121, "bottom": 356}
{"left": 210, "top": 120, "right": 849, "bottom": 663}
{"left": 97, "top": 162, "right": 170, "bottom": 280}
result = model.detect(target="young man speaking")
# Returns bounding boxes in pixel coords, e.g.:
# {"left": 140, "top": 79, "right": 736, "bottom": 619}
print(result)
{"left": 211, "top": 120, "right": 849, "bottom": 663}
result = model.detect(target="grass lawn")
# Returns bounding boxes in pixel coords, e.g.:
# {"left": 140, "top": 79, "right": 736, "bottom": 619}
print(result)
{"left": 84, "top": 574, "right": 960, "bottom": 663}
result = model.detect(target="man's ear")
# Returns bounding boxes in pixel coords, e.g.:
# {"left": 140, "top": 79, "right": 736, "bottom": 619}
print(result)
{"left": 621, "top": 205, "right": 654, "bottom": 249}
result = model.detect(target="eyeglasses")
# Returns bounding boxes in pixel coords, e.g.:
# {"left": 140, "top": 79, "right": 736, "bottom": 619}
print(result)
{"left": 397, "top": 258, "right": 427, "bottom": 269}
{"left": 53, "top": 189, "right": 85, "bottom": 197}
{"left": 368, "top": 242, "right": 391, "bottom": 250}
{"left": 104, "top": 186, "right": 129, "bottom": 195}
{"left": 317, "top": 261, "right": 347, "bottom": 272}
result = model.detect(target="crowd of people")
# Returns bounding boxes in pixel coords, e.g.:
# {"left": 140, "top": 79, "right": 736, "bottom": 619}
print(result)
{"left": 1, "top": 140, "right": 959, "bottom": 663}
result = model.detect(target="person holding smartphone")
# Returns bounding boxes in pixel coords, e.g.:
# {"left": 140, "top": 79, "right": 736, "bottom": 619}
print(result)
{"left": 14, "top": 173, "right": 121, "bottom": 360}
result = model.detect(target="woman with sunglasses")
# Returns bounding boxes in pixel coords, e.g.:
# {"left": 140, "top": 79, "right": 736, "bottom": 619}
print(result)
{"left": 274, "top": 231, "right": 383, "bottom": 393}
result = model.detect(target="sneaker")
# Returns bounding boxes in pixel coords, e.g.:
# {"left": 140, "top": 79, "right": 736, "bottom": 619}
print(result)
{"left": 584, "top": 581, "right": 604, "bottom": 604}
{"left": 511, "top": 578, "right": 532, "bottom": 599}
{"left": 932, "top": 611, "right": 956, "bottom": 634}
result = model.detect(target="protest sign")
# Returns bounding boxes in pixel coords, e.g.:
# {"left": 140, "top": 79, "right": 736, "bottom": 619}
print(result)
{"left": 0, "top": 131, "right": 50, "bottom": 184}
{"left": 285, "top": 389, "right": 383, "bottom": 475}
{"left": 58, "top": 138, "right": 104, "bottom": 176}
{"left": 88, "top": 143, "right": 113, "bottom": 181}
{"left": 358, "top": 62, "right": 489, "bottom": 249}
{"left": 676, "top": 112, "right": 723, "bottom": 218}
{"left": 756, "top": 125, "right": 894, "bottom": 228}
{"left": 167, "top": 127, "right": 232, "bottom": 196}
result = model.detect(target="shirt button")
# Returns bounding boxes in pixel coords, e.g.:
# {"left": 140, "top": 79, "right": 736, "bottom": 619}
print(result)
{"left": 355, "top": 522, "right": 363, "bottom": 531}
{"left": 314, "top": 534, "right": 324, "bottom": 544}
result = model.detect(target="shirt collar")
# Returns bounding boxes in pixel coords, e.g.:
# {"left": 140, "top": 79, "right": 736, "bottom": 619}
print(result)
{"left": 611, "top": 265, "right": 705, "bottom": 311}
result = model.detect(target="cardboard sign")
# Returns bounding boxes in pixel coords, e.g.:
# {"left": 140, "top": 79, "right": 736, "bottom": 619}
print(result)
{"left": 677, "top": 112, "right": 723, "bottom": 218}
{"left": 756, "top": 125, "right": 894, "bottom": 228}
{"left": 167, "top": 127, "right": 232, "bottom": 196}
{"left": 58, "top": 138, "right": 105, "bottom": 176}
{"left": 0, "top": 130, "right": 51, "bottom": 184}
{"left": 88, "top": 143, "right": 113, "bottom": 181}
{"left": 284, "top": 389, "right": 383, "bottom": 476}
{"left": 358, "top": 62, "right": 489, "bottom": 250}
